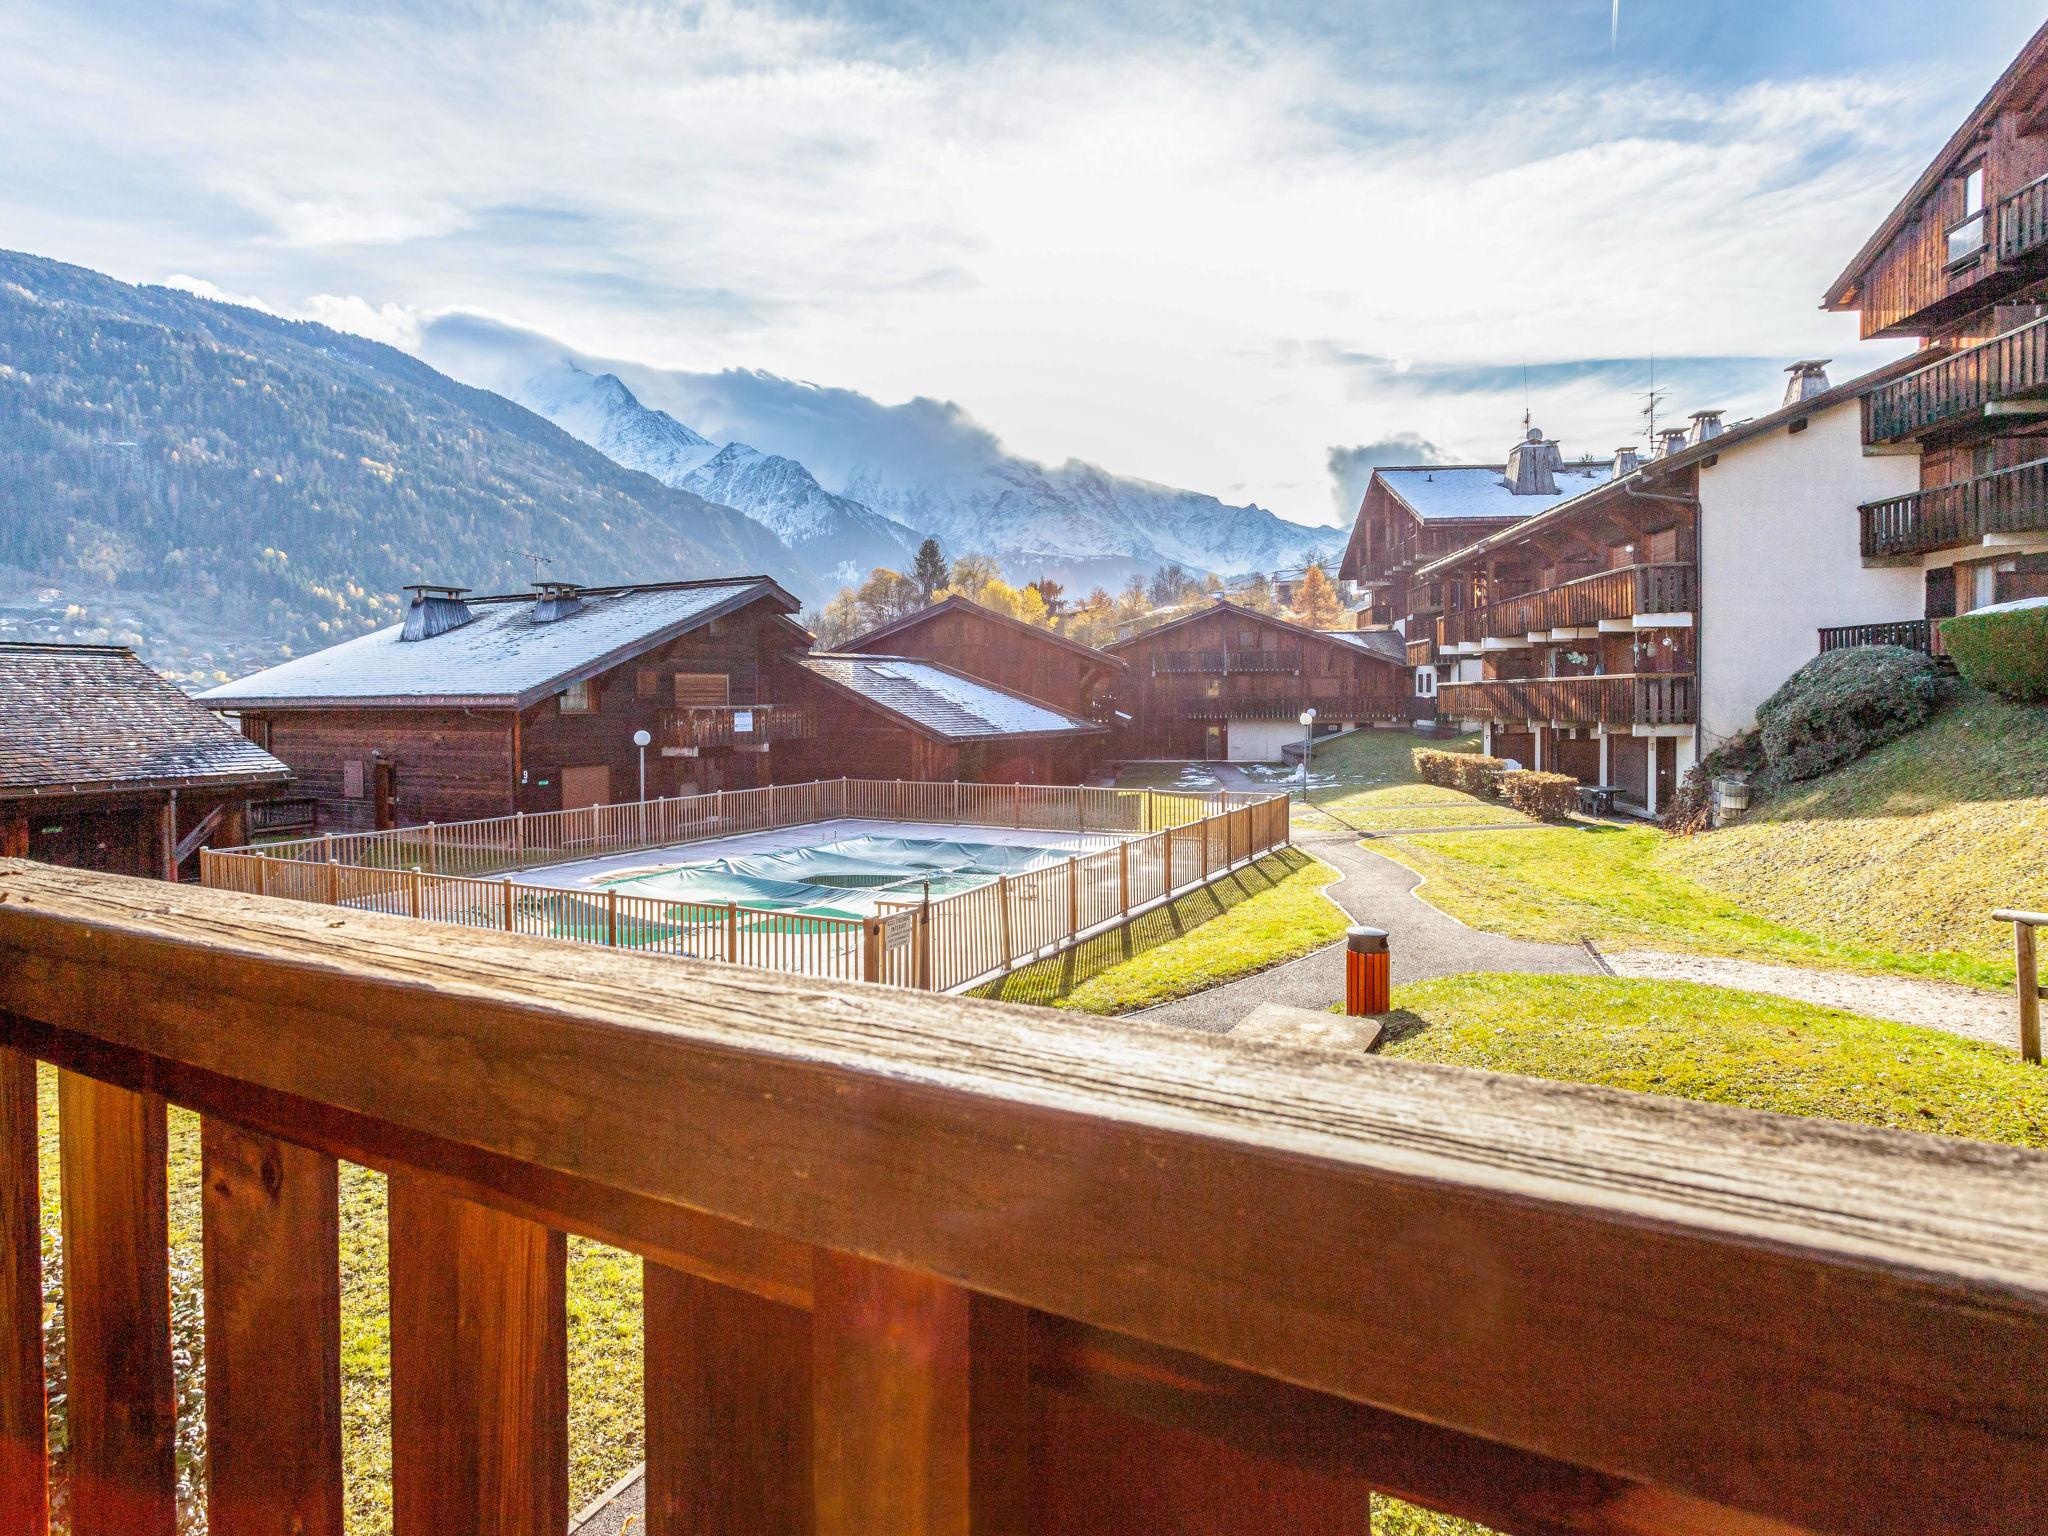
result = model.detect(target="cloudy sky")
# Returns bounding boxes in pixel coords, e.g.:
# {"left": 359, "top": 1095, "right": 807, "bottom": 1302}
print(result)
{"left": 6, "top": 0, "right": 2043, "bottom": 526}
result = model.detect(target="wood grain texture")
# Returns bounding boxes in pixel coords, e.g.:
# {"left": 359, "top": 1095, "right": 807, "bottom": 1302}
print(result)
{"left": 645, "top": 1261, "right": 812, "bottom": 1535}
{"left": 200, "top": 1118, "right": 343, "bottom": 1536}
{"left": 389, "top": 1173, "right": 567, "bottom": 1536}
{"left": 56, "top": 1069, "right": 175, "bottom": 1536}
{"left": 0, "top": 1041, "right": 46, "bottom": 1536}
{"left": 2, "top": 862, "right": 2047, "bottom": 1535}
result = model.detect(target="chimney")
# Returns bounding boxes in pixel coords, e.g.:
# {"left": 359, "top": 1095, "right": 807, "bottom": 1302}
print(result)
{"left": 1657, "top": 427, "right": 1689, "bottom": 459}
{"left": 1503, "top": 427, "right": 1558, "bottom": 495}
{"left": 1613, "top": 445, "right": 1642, "bottom": 477}
{"left": 1688, "top": 410, "right": 1725, "bottom": 446}
{"left": 399, "top": 584, "right": 474, "bottom": 642}
{"left": 1783, "top": 359, "right": 1832, "bottom": 407}
{"left": 530, "top": 581, "right": 585, "bottom": 624}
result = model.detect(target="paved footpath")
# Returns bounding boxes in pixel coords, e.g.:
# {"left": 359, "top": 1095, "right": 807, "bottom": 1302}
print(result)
{"left": 1137, "top": 827, "right": 1599, "bottom": 1034}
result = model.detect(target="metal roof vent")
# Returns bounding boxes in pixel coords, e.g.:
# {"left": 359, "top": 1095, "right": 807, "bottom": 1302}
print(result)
{"left": 399, "top": 584, "right": 474, "bottom": 642}
{"left": 1657, "top": 427, "right": 1690, "bottom": 459}
{"left": 1783, "top": 359, "right": 1832, "bottom": 406}
{"left": 1688, "top": 410, "right": 1725, "bottom": 445}
{"left": 1614, "top": 445, "right": 1643, "bottom": 476}
{"left": 530, "top": 581, "right": 585, "bottom": 624}
{"left": 1503, "top": 427, "right": 1558, "bottom": 495}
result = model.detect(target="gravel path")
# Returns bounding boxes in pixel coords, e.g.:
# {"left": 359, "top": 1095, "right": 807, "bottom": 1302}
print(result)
{"left": 1135, "top": 828, "right": 1598, "bottom": 1033}
{"left": 1605, "top": 949, "right": 2022, "bottom": 1051}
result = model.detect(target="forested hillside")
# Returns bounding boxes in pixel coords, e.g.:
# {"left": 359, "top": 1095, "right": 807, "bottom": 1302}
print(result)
{"left": 0, "top": 251, "right": 804, "bottom": 682}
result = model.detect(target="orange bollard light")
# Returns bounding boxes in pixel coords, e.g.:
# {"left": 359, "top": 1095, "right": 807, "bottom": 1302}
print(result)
{"left": 1345, "top": 925, "right": 1390, "bottom": 1016}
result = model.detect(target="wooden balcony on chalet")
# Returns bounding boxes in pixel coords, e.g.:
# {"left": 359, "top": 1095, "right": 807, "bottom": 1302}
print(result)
{"left": 1818, "top": 618, "right": 1947, "bottom": 658}
{"left": 1437, "top": 563, "right": 1695, "bottom": 651}
{"left": 1860, "top": 455, "right": 2048, "bottom": 559}
{"left": 1998, "top": 173, "right": 2048, "bottom": 265}
{"left": 1405, "top": 633, "right": 1436, "bottom": 668}
{"left": 658, "top": 703, "right": 814, "bottom": 754}
{"left": 1435, "top": 672, "right": 1696, "bottom": 728}
{"left": 1181, "top": 696, "right": 1412, "bottom": 723}
{"left": 0, "top": 860, "right": 2043, "bottom": 1536}
{"left": 1863, "top": 315, "right": 2048, "bottom": 443}
{"left": 1148, "top": 649, "right": 1302, "bottom": 677}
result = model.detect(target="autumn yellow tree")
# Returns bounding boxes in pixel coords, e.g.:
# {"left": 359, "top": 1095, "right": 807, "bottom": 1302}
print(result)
{"left": 1288, "top": 563, "right": 1346, "bottom": 629}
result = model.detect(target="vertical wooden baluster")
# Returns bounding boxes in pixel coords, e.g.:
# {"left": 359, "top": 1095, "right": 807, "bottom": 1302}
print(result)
{"left": 811, "top": 1251, "right": 1030, "bottom": 1536}
{"left": 201, "top": 1118, "right": 343, "bottom": 1536}
{"left": 644, "top": 1263, "right": 811, "bottom": 1535}
{"left": 58, "top": 1070, "right": 175, "bottom": 1536}
{"left": 389, "top": 1174, "right": 567, "bottom": 1536}
{"left": 0, "top": 1043, "right": 47, "bottom": 1535}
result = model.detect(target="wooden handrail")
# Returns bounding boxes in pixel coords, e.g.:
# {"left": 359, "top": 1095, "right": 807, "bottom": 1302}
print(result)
{"left": 1, "top": 860, "right": 2046, "bottom": 1533}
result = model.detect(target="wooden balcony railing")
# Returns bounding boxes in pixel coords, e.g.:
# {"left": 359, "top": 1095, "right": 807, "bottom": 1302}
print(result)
{"left": 1149, "top": 650, "right": 1302, "bottom": 676}
{"left": 1998, "top": 173, "right": 2048, "bottom": 265}
{"left": 1436, "top": 672, "right": 1696, "bottom": 727}
{"left": 247, "top": 794, "right": 318, "bottom": 838}
{"left": 1860, "top": 455, "right": 2048, "bottom": 559}
{"left": 1863, "top": 315, "right": 2048, "bottom": 443}
{"left": 1, "top": 859, "right": 2044, "bottom": 1536}
{"left": 659, "top": 703, "right": 813, "bottom": 752}
{"left": 1405, "top": 633, "right": 1436, "bottom": 668}
{"left": 1817, "top": 618, "right": 1944, "bottom": 656}
{"left": 1437, "top": 563, "right": 1695, "bottom": 649}
{"left": 1180, "top": 697, "right": 1413, "bottom": 723}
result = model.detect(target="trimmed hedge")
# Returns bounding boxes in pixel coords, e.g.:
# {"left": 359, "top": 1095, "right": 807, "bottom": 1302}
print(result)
{"left": 1498, "top": 769, "right": 1580, "bottom": 821}
{"left": 1412, "top": 747, "right": 1508, "bottom": 798}
{"left": 1942, "top": 603, "right": 2048, "bottom": 701}
{"left": 1754, "top": 645, "right": 1947, "bottom": 782}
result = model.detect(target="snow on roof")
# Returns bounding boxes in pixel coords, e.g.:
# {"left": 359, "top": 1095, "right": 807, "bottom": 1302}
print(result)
{"left": 1324, "top": 628, "right": 1408, "bottom": 663}
{"left": 802, "top": 655, "right": 1102, "bottom": 740}
{"left": 1376, "top": 462, "right": 1613, "bottom": 522}
{"left": 201, "top": 580, "right": 791, "bottom": 708}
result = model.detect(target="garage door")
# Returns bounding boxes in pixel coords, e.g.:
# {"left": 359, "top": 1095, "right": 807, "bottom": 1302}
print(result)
{"left": 1225, "top": 720, "right": 1300, "bottom": 763}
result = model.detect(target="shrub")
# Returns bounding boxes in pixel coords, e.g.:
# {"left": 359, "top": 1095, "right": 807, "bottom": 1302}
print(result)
{"left": 1941, "top": 602, "right": 2048, "bottom": 701}
{"left": 1448, "top": 754, "right": 1508, "bottom": 798}
{"left": 1662, "top": 729, "right": 1765, "bottom": 835}
{"left": 1411, "top": 748, "right": 1463, "bottom": 788}
{"left": 1754, "top": 646, "right": 1947, "bottom": 782}
{"left": 1498, "top": 769, "right": 1579, "bottom": 821}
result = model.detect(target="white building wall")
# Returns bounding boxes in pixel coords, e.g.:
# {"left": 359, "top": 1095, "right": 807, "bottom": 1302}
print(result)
{"left": 1695, "top": 401, "right": 1921, "bottom": 751}
{"left": 1225, "top": 719, "right": 1301, "bottom": 762}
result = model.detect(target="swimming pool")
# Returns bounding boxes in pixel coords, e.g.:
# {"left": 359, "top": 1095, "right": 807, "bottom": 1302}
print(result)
{"left": 598, "top": 833, "right": 1082, "bottom": 919}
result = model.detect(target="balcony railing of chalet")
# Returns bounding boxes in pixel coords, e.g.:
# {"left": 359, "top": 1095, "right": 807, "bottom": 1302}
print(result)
{"left": 1438, "top": 563, "right": 1695, "bottom": 649}
{"left": 1998, "top": 173, "right": 2048, "bottom": 265}
{"left": 1860, "top": 455, "right": 2048, "bottom": 559}
{"left": 200, "top": 779, "right": 1290, "bottom": 995}
{"left": 1818, "top": 618, "right": 1945, "bottom": 656}
{"left": 1435, "top": 673, "right": 1696, "bottom": 728}
{"left": 659, "top": 703, "right": 814, "bottom": 752}
{"left": 248, "top": 795, "right": 319, "bottom": 838}
{"left": 1405, "top": 633, "right": 1436, "bottom": 668}
{"left": 1863, "top": 314, "right": 2048, "bottom": 443}
{"left": 1, "top": 860, "right": 2044, "bottom": 1536}
{"left": 1180, "top": 697, "right": 1413, "bottom": 723}
{"left": 1386, "top": 521, "right": 1484, "bottom": 574}
{"left": 1149, "top": 650, "right": 1302, "bottom": 676}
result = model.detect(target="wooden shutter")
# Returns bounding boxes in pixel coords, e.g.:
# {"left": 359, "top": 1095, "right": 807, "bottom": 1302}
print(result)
{"left": 673, "top": 673, "right": 730, "bottom": 707}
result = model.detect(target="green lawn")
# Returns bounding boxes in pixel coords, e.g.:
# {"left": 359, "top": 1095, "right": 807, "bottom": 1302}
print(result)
{"left": 972, "top": 847, "right": 1348, "bottom": 1013}
{"left": 1294, "top": 728, "right": 1532, "bottom": 833}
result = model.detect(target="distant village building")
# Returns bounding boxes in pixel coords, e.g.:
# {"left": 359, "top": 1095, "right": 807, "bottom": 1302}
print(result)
{"left": 837, "top": 596, "right": 1125, "bottom": 720}
{"left": 1822, "top": 23, "right": 2048, "bottom": 634}
{"left": 1105, "top": 599, "right": 1410, "bottom": 761}
{"left": 1, "top": 642, "right": 290, "bottom": 878}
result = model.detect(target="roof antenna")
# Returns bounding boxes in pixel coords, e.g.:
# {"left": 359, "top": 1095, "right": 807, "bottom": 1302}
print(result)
{"left": 1637, "top": 354, "right": 1667, "bottom": 449}
{"left": 522, "top": 550, "right": 554, "bottom": 584}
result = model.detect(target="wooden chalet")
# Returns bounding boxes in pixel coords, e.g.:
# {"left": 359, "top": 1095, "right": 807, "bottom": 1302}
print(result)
{"left": 202, "top": 578, "right": 813, "bottom": 831}
{"left": 778, "top": 654, "right": 1105, "bottom": 785}
{"left": 1106, "top": 599, "right": 1411, "bottom": 761}
{"left": 1822, "top": 19, "right": 2048, "bottom": 632}
{"left": 0, "top": 642, "right": 292, "bottom": 879}
{"left": 1337, "top": 431, "right": 1613, "bottom": 711}
{"left": 838, "top": 596, "right": 1125, "bottom": 720}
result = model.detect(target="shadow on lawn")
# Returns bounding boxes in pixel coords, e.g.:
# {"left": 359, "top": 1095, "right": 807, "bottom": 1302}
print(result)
{"left": 972, "top": 847, "right": 1312, "bottom": 1007}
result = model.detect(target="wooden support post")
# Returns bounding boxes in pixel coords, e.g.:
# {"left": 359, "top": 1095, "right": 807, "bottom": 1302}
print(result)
{"left": 389, "top": 1173, "right": 567, "bottom": 1536}
{"left": 1068, "top": 857, "right": 1081, "bottom": 940}
{"left": 410, "top": 868, "right": 423, "bottom": 919}
{"left": 514, "top": 810, "right": 525, "bottom": 865}
{"left": 1013, "top": 782, "right": 1022, "bottom": 829}
{"left": 607, "top": 888, "right": 619, "bottom": 947}
{"left": 917, "top": 903, "right": 933, "bottom": 992}
{"left": 644, "top": 1262, "right": 811, "bottom": 1536}
{"left": 0, "top": 1043, "right": 45, "bottom": 1536}
{"left": 258, "top": 855, "right": 273, "bottom": 899}
{"left": 862, "top": 917, "right": 884, "bottom": 983}
{"left": 997, "top": 874, "right": 1013, "bottom": 964}
{"left": 1118, "top": 841, "right": 1130, "bottom": 917}
{"left": 58, "top": 1070, "right": 176, "bottom": 1536}
{"left": 202, "top": 1119, "right": 344, "bottom": 1536}
{"left": 323, "top": 857, "right": 339, "bottom": 907}
{"left": 811, "top": 1251, "right": 1030, "bottom": 1536}
{"left": 425, "top": 821, "right": 438, "bottom": 875}
{"left": 2012, "top": 914, "right": 2042, "bottom": 1066}
{"left": 1162, "top": 827, "right": 1173, "bottom": 895}
{"left": 502, "top": 879, "right": 515, "bottom": 932}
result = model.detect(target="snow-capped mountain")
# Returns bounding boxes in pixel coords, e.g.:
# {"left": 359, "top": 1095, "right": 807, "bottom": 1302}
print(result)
{"left": 510, "top": 363, "right": 923, "bottom": 586}
{"left": 418, "top": 314, "right": 1349, "bottom": 592}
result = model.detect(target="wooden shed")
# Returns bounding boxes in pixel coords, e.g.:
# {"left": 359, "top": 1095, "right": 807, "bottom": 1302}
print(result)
{"left": 839, "top": 597, "right": 1125, "bottom": 720}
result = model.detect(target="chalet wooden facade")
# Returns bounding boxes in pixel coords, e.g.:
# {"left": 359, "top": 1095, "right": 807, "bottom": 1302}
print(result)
{"left": 0, "top": 643, "right": 291, "bottom": 879}
{"left": 1106, "top": 600, "right": 1411, "bottom": 761}
{"left": 1337, "top": 431, "right": 1614, "bottom": 712}
{"left": 1825, "top": 21, "right": 2048, "bottom": 635}
{"left": 776, "top": 654, "right": 1106, "bottom": 785}
{"left": 839, "top": 596, "right": 1125, "bottom": 720}
{"left": 203, "top": 579, "right": 815, "bottom": 832}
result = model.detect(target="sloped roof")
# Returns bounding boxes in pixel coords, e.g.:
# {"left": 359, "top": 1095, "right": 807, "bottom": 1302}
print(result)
{"left": 800, "top": 655, "right": 1104, "bottom": 741}
{"left": 1105, "top": 598, "right": 1409, "bottom": 668}
{"left": 840, "top": 596, "right": 1128, "bottom": 671}
{"left": 0, "top": 643, "right": 290, "bottom": 798}
{"left": 201, "top": 578, "right": 803, "bottom": 710}
{"left": 1374, "top": 462, "right": 1613, "bottom": 523}
{"left": 1327, "top": 628, "right": 1409, "bottom": 663}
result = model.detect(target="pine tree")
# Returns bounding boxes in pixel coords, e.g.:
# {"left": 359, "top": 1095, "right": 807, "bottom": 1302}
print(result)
{"left": 1288, "top": 564, "right": 1346, "bottom": 629}
{"left": 911, "top": 538, "right": 949, "bottom": 600}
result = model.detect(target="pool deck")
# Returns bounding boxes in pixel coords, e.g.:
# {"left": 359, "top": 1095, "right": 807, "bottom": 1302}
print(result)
{"left": 484, "top": 817, "right": 1138, "bottom": 893}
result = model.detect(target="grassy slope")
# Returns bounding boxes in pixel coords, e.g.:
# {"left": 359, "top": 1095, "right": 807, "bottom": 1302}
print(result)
{"left": 1298, "top": 729, "right": 1534, "bottom": 832}
{"left": 973, "top": 848, "right": 1347, "bottom": 1013}
{"left": 1668, "top": 691, "right": 2048, "bottom": 980}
